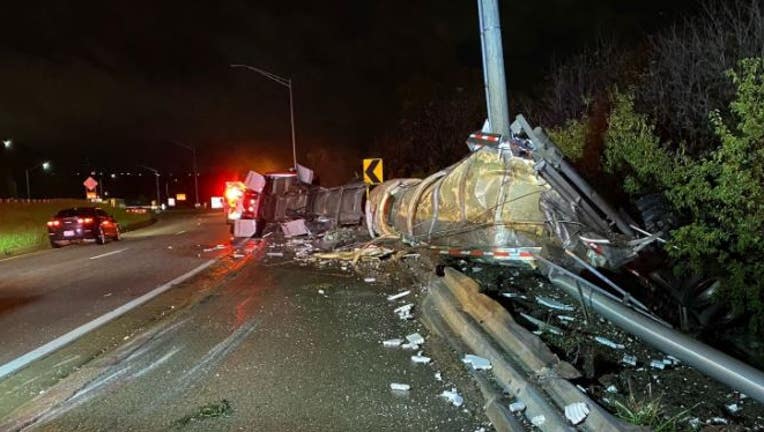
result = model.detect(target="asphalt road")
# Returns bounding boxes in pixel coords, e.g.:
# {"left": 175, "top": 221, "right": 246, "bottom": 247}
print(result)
{"left": 0, "top": 211, "right": 231, "bottom": 366}
{"left": 2, "top": 240, "right": 487, "bottom": 431}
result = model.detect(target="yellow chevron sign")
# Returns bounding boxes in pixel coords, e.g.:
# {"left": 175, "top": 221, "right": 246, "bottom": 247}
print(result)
{"left": 363, "top": 158, "right": 383, "bottom": 184}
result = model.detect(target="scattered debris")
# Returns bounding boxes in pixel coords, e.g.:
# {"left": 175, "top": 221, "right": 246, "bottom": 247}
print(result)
{"left": 266, "top": 252, "right": 284, "bottom": 257}
{"left": 434, "top": 372, "right": 442, "bottom": 381}
{"left": 508, "top": 401, "right": 526, "bottom": 413}
{"left": 387, "top": 290, "right": 411, "bottom": 301}
{"left": 395, "top": 304, "right": 414, "bottom": 320}
{"left": 471, "top": 266, "right": 483, "bottom": 273}
{"left": 649, "top": 359, "right": 666, "bottom": 370}
{"left": 313, "top": 244, "right": 393, "bottom": 263}
{"left": 536, "top": 296, "right": 575, "bottom": 311}
{"left": 594, "top": 336, "right": 625, "bottom": 350}
{"left": 520, "top": 313, "right": 563, "bottom": 335}
{"left": 364, "top": 277, "right": 376, "bottom": 283}
{"left": 605, "top": 385, "right": 618, "bottom": 393}
{"left": 709, "top": 417, "right": 729, "bottom": 425}
{"left": 281, "top": 219, "right": 310, "bottom": 238}
{"left": 557, "top": 315, "right": 575, "bottom": 322}
{"left": 462, "top": 354, "right": 492, "bottom": 371}
{"left": 390, "top": 383, "right": 410, "bottom": 392}
{"left": 382, "top": 338, "right": 403, "bottom": 348}
{"left": 726, "top": 403, "right": 742, "bottom": 415}
{"left": 411, "top": 352, "right": 432, "bottom": 364}
{"left": 318, "top": 289, "right": 325, "bottom": 295}
{"left": 500, "top": 292, "right": 528, "bottom": 300}
{"left": 400, "top": 342, "right": 420, "bottom": 350}
{"left": 406, "top": 333, "right": 425, "bottom": 345}
{"left": 621, "top": 354, "right": 637, "bottom": 367}
{"left": 530, "top": 415, "right": 546, "bottom": 427}
{"left": 232, "top": 252, "right": 245, "bottom": 259}
{"left": 688, "top": 417, "right": 701, "bottom": 429}
{"left": 440, "top": 388, "right": 464, "bottom": 407}
{"left": 564, "top": 402, "right": 590, "bottom": 425}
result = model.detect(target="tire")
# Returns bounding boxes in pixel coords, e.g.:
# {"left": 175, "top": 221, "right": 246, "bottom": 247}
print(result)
{"left": 96, "top": 228, "right": 107, "bottom": 245}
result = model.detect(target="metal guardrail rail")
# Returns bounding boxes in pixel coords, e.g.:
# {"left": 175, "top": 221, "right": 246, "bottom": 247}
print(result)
{"left": 534, "top": 254, "right": 764, "bottom": 403}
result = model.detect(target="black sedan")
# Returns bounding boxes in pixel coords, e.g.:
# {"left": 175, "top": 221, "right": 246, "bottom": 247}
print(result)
{"left": 47, "top": 207, "right": 121, "bottom": 248}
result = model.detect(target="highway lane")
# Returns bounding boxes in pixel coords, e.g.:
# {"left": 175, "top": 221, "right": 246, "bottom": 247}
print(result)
{"left": 0, "top": 211, "right": 231, "bottom": 365}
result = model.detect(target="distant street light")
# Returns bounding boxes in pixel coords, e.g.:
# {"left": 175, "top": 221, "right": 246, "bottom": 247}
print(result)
{"left": 3, "top": 139, "right": 11, "bottom": 149}
{"left": 25, "top": 161, "right": 51, "bottom": 200}
{"left": 139, "top": 165, "right": 162, "bottom": 208}
{"left": 170, "top": 141, "right": 199, "bottom": 207}
{"left": 231, "top": 63, "right": 298, "bottom": 170}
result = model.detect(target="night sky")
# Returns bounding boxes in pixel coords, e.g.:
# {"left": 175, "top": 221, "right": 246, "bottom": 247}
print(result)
{"left": 0, "top": 0, "right": 697, "bottom": 198}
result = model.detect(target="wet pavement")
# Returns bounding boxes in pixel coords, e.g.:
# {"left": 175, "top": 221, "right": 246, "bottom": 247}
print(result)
{"left": 5, "top": 246, "right": 487, "bottom": 431}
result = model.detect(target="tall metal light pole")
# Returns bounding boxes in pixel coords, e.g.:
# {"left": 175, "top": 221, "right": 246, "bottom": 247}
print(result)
{"left": 25, "top": 161, "right": 50, "bottom": 200}
{"left": 170, "top": 141, "right": 199, "bottom": 207}
{"left": 230, "top": 63, "right": 297, "bottom": 170}
{"left": 477, "top": 0, "right": 510, "bottom": 136}
{"left": 139, "top": 165, "right": 161, "bottom": 208}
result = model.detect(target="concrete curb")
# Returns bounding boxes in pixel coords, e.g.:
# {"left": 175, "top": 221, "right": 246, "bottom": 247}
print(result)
{"left": 443, "top": 268, "right": 639, "bottom": 432}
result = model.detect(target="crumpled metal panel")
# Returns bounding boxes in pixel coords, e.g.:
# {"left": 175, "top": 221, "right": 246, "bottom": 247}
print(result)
{"left": 309, "top": 182, "right": 366, "bottom": 225}
{"left": 368, "top": 145, "right": 550, "bottom": 251}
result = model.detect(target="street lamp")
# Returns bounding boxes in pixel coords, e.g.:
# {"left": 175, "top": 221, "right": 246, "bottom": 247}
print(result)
{"left": 170, "top": 141, "right": 199, "bottom": 207}
{"left": 139, "top": 165, "right": 162, "bottom": 209}
{"left": 3, "top": 139, "right": 11, "bottom": 149}
{"left": 231, "top": 63, "right": 298, "bottom": 170}
{"left": 25, "top": 161, "right": 51, "bottom": 200}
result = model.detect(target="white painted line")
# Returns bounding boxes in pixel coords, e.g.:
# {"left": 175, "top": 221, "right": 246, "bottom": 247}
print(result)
{"left": 0, "top": 259, "right": 216, "bottom": 380}
{"left": 89, "top": 248, "right": 128, "bottom": 260}
{"left": 175, "top": 230, "right": 187, "bottom": 235}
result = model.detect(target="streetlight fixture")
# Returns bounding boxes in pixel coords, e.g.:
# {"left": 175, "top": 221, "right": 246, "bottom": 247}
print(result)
{"left": 170, "top": 141, "right": 199, "bottom": 207}
{"left": 139, "top": 165, "right": 162, "bottom": 209}
{"left": 25, "top": 161, "right": 51, "bottom": 200}
{"left": 3, "top": 139, "right": 11, "bottom": 149}
{"left": 231, "top": 63, "right": 298, "bottom": 170}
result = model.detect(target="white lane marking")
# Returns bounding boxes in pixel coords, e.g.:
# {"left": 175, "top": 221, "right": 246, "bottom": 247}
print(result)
{"left": 0, "top": 259, "right": 216, "bottom": 380}
{"left": 89, "top": 248, "right": 128, "bottom": 260}
{"left": 175, "top": 230, "right": 187, "bottom": 235}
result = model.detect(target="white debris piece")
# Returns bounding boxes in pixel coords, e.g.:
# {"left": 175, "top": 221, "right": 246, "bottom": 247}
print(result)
{"left": 406, "top": 333, "right": 425, "bottom": 345}
{"left": 440, "top": 388, "right": 464, "bottom": 407}
{"left": 382, "top": 338, "right": 403, "bottom": 347}
{"left": 462, "top": 354, "right": 492, "bottom": 370}
{"left": 664, "top": 355, "right": 680, "bottom": 366}
{"left": 395, "top": 303, "right": 414, "bottom": 320}
{"left": 565, "top": 402, "right": 590, "bottom": 425}
{"left": 508, "top": 401, "right": 526, "bottom": 413}
{"left": 411, "top": 353, "right": 431, "bottom": 364}
{"left": 232, "top": 252, "right": 245, "bottom": 259}
{"left": 387, "top": 290, "right": 411, "bottom": 301}
{"left": 687, "top": 417, "right": 701, "bottom": 429}
{"left": 266, "top": 252, "right": 284, "bottom": 257}
{"left": 364, "top": 277, "right": 376, "bottom": 283}
{"left": 434, "top": 372, "right": 442, "bottom": 381}
{"left": 401, "top": 342, "right": 419, "bottom": 350}
{"left": 621, "top": 354, "right": 637, "bottom": 367}
{"left": 725, "top": 403, "right": 741, "bottom": 415}
{"left": 594, "top": 336, "right": 625, "bottom": 350}
{"left": 536, "top": 296, "right": 575, "bottom": 311}
{"left": 520, "top": 313, "right": 564, "bottom": 335}
{"left": 390, "top": 383, "right": 410, "bottom": 392}
{"left": 606, "top": 385, "right": 618, "bottom": 393}
{"left": 530, "top": 415, "right": 546, "bottom": 426}
{"left": 500, "top": 292, "right": 528, "bottom": 300}
{"left": 471, "top": 266, "right": 483, "bottom": 273}
{"left": 281, "top": 219, "right": 309, "bottom": 238}
{"left": 709, "top": 417, "right": 729, "bottom": 425}
{"left": 649, "top": 359, "right": 666, "bottom": 370}
{"left": 318, "top": 289, "right": 325, "bottom": 295}
{"left": 557, "top": 315, "right": 576, "bottom": 322}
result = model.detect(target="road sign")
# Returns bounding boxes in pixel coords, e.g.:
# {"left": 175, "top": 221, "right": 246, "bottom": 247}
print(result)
{"left": 176, "top": 193, "right": 187, "bottom": 201}
{"left": 83, "top": 176, "right": 98, "bottom": 191}
{"left": 363, "top": 158, "right": 383, "bottom": 184}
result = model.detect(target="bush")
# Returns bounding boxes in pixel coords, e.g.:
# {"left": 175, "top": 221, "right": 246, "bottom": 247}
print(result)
{"left": 548, "top": 117, "right": 588, "bottom": 161}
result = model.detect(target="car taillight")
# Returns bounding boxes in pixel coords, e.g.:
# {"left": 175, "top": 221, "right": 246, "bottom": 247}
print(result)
{"left": 47, "top": 220, "right": 61, "bottom": 227}
{"left": 77, "top": 217, "right": 94, "bottom": 224}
